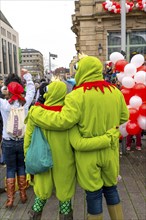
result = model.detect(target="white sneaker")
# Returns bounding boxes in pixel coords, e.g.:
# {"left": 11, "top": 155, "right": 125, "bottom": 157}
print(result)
{"left": 136, "top": 146, "right": 141, "bottom": 151}
{"left": 126, "top": 146, "right": 131, "bottom": 151}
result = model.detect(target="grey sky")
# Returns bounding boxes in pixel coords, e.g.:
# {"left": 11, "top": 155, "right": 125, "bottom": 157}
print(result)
{"left": 1, "top": 0, "right": 77, "bottom": 69}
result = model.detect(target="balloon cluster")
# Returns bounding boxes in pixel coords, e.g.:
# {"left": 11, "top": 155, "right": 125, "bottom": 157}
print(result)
{"left": 136, "top": 0, "right": 146, "bottom": 12}
{"left": 109, "top": 52, "right": 146, "bottom": 136}
{"left": 102, "top": 0, "right": 134, "bottom": 14}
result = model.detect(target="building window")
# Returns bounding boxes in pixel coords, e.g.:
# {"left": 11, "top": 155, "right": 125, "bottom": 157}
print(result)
{"left": 13, "top": 45, "right": 18, "bottom": 74}
{"left": 1, "top": 27, "right": 6, "bottom": 36}
{"left": 107, "top": 30, "right": 146, "bottom": 61}
{"left": 7, "top": 31, "right": 11, "bottom": 39}
{"left": 129, "top": 31, "right": 146, "bottom": 60}
{"left": 8, "top": 42, "right": 13, "bottom": 73}
{"left": 2, "top": 39, "right": 7, "bottom": 75}
{"left": 12, "top": 35, "right": 16, "bottom": 43}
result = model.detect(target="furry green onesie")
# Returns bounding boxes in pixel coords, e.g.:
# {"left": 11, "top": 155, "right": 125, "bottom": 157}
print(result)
{"left": 24, "top": 81, "right": 119, "bottom": 202}
{"left": 29, "top": 56, "right": 129, "bottom": 192}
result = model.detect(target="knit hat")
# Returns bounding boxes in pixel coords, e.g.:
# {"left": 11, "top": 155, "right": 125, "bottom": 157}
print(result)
{"left": 7, "top": 82, "right": 25, "bottom": 103}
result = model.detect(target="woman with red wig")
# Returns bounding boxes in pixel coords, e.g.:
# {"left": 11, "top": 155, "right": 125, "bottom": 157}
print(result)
{"left": 0, "top": 70, "right": 35, "bottom": 208}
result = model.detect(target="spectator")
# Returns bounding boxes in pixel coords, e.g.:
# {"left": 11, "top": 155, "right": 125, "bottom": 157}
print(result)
{"left": 126, "top": 132, "right": 142, "bottom": 151}
{"left": 0, "top": 70, "right": 35, "bottom": 208}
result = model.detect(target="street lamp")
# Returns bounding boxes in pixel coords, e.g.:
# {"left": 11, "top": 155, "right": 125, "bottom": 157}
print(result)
{"left": 98, "top": 43, "right": 103, "bottom": 56}
{"left": 121, "top": 0, "right": 126, "bottom": 54}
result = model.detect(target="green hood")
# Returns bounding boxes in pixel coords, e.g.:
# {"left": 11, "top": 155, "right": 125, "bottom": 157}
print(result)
{"left": 75, "top": 56, "right": 103, "bottom": 86}
{"left": 43, "top": 81, "right": 67, "bottom": 106}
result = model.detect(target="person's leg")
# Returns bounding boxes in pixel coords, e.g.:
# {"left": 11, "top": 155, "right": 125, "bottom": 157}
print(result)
{"left": 103, "top": 185, "right": 124, "bottom": 220}
{"left": 86, "top": 189, "right": 103, "bottom": 220}
{"left": 28, "top": 170, "right": 53, "bottom": 220}
{"left": 28, "top": 196, "right": 46, "bottom": 220}
{"left": 100, "top": 147, "right": 124, "bottom": 220}
{"left": 126, "top": 135, "right": 132, "bottom": 150}
{"left": 3, "top": 140, "right": 16, "bottom": 207}
{"left": 59, "top": 200, "right": 73, "bottom": 220}
{"left": 16, "top": 140, "right": 27, "bottom": 203}
{"left": 135, "top": 133, "right": 142, "bottom": 150}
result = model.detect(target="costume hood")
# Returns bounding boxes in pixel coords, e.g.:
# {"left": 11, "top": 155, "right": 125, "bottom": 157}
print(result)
{"left": 75, "top": 56, "right": 103, "bottom": 86}
{"left": 43, "top": 81, "right": 67, "bottom": 106}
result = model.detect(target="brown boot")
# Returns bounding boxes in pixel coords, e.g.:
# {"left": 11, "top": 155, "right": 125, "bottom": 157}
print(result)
{"left": 5, "top": 178, "right": 15, "bottom": 208}
{"left": 59, "top": 210, "right": 73, "bottom": 220}
{"left": 87, "top": 213, "right": 103, "bottom": 220}
{"left": 107, "top": 203, "right": 124, "bottom": 220}
{"left": 17, "top": 175, "right": 27, "bottom": 203}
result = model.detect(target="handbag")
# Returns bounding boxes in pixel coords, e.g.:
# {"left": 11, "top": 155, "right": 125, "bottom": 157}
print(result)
{"left": 25, "top": 126, "right": 53, "bottom": 174}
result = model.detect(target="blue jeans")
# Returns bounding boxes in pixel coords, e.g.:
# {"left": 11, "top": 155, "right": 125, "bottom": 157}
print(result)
{"left": 86, "top": 186, "right": 120, "bottom": 215}
{"left": 2, "top": 139, "right": 26, "bottom": 178}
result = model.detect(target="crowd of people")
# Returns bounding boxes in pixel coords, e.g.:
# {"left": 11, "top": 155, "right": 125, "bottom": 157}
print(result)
{"left": 0, "top": 53, "right": 143, "bottom": 220}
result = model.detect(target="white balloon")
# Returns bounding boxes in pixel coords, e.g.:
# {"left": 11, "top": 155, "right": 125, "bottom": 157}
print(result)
{"left": 108, "top": 6, "right": 112, "bottom": 11}
{"left": 122, "top": 76, "right": 135, "bottom": 88}
{"left": 111, "top": 5, "right": 116, "bottom": 10}
{"left": 137, "top": 116, "right": 146, "bottom": 130}
{"left": 119, "top": 122, "right": 129, "bottom": 137}
{"left": 116, "top": 72, "right": 125, "bottom": 83}
{"left": 134, "top": 71, "right": 146, "bottom": 84}
{"left": 129, "top": 96, "right": 142, "bottom": 109}
{"left": 124, "top": 63, "right": 137, "bottom": 76}
{"left": 109, "top": 52, "right": 124, "bottom": 64}
{"left": 130, "top": 54, "right": 145, "bottom": 68}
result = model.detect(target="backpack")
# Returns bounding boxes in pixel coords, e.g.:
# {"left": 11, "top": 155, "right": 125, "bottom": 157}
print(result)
{"left": 6, "top": 107, "right": 26, "bottom": 138}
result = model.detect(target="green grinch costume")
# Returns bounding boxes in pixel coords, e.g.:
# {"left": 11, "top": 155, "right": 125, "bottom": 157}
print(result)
{"left": 24, "top": 81, "right": 120, "bottom": 220}
{"left": 29, "top": 56, "right": 129, "bottom": 220}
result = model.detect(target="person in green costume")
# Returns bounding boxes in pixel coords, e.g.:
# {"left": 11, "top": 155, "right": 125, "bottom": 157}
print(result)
{"left": 29, "top": 55, "right": 129, "bottom": 220}
{"left": 24, "top": 80, "right": 120, "bottom": 220}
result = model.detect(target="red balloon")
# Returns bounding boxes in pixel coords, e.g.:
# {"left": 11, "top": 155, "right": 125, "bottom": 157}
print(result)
{"left": 133, "top": 83, "right": 146, "bottom": 102}
{"left": 129, "top": 108, "right": 139, "bottom": 121}
{"left": 137, "top": 66, "right": 146, "bottom": 72}
{"left": 126, "top": 121, "right": 141, "bottom": 135}
{"left": 139, "top": 102, "right": 146, "bottom": 117}
{"left": 114, "top": 60, "right": 129, "bottom": 72}
{"left": 121, "top": 88, "right": 133, "bottom": 105}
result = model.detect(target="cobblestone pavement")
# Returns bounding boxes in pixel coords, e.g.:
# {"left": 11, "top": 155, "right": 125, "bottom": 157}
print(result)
{"left": 0, "top": 136, "right": 146, "bottom": 220}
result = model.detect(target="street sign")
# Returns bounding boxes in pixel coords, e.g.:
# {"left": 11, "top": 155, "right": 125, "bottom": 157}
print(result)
{"left": 49, "top": 53, "right": 58, "bottom": 58}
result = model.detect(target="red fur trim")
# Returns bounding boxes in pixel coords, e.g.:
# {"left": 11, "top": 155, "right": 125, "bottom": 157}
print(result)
{"left": 35, "top": 102, "right": 63, "bottom": 112}
{"left": 73, "top": 80, "right": 115, "bottom": 93}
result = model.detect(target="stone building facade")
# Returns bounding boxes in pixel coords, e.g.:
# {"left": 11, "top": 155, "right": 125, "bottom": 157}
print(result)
{"left": 20, "top": 48, "right": 44, "bottom": 80}
{"left": 71, "top": 0, "right": 146, "bottom": 65}
{"left": 0, "top": 10, "right": 20, "bottom": 79}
